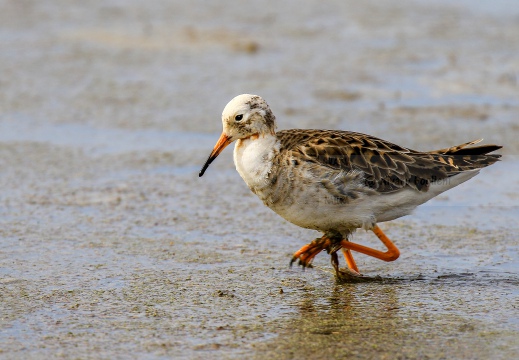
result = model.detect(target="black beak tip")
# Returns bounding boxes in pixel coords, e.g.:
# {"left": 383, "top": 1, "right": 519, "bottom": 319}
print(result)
{"left": 199, "top": 158, "right": 212, "bottom": 178}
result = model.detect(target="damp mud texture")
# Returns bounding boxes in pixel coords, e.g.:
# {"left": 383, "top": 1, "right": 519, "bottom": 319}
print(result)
{"left": 1, "top": 0, "right": 519, "bottom": 358}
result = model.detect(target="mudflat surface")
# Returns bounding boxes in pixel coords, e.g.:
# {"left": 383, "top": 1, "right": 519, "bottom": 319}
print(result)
{"left": 1, "top": 0, "right": 518, "bottom": 358}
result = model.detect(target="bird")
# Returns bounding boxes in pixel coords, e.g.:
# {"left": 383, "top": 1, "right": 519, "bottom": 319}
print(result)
{"left": 199, "top": 94, "right": 502, "bottom": 279}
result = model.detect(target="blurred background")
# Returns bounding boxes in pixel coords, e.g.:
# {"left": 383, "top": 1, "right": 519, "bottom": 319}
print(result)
{"left": 2, "top": 0, "right": 518, "bottom": 149}
{"left": 1, "top": 0, "right": 518, "bottom": 358}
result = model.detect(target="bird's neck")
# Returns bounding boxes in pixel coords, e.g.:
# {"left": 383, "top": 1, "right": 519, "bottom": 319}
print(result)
{"left": 233, "top": 133, "right": 280, "bottom": 193}
{"left": 234, "top": 131, "right": 277, "bottom": 150}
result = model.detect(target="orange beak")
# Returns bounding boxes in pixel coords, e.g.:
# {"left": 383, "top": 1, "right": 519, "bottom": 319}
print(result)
{"left": 199, "top": 133, "right": 232, "bottom": 177}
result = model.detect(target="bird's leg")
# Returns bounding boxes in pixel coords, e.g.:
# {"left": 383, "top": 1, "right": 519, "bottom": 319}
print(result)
{"left": 330, "top": 251, "right": 340, "bottom": 274}
{"left": 290, "top": 235, "right": 332, "bottom": 269}
{"left": 342, "top": 248, "right": 360, "bottom": 274}
{"left": 315, "top": 236, "right": 364, "bottom": 278}
{"left": 340, "top": 225, "right": 400, "bottom": 262}
{"left": 328, "top": 243, "right": 362, "bottom": 278}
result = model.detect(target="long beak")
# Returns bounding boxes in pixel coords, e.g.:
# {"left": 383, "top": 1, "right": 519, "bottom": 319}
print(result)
{"left": 199, "top": 133, "right": 232, "bottom": 177}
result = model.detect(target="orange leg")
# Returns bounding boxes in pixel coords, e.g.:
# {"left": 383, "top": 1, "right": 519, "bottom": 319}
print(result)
{"left": 340, "top": 225, "right": 400, "bottom": 262}
{"left": 342, "top": 248, "right": 360, "bottom": 274}
{"left": 290, "top": 236, "right": 332, "bottom": 268}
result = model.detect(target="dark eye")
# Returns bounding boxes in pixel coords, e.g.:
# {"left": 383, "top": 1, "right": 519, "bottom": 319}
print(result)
{"left": 235, "top": 114, "right": 243, "bottom": 121}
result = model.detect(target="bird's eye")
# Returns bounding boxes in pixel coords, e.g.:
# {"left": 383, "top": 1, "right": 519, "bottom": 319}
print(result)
{"left": 235, "top": 114, "right": 243, "bottom": 121}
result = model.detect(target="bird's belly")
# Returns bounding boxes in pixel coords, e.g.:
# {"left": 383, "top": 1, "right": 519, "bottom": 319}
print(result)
{"left": 263, "top": 183, "right": 433, "bottom": 232}
{"left": 264, "top": 185, "right": 372, "bottom": 232}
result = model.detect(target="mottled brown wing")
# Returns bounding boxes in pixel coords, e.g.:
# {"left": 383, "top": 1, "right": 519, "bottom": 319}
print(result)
{"left": 277, "top": 129, "right": 501, "bottom": 193}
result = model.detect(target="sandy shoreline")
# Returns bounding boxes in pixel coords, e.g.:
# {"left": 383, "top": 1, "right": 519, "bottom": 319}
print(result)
{"left": 1, "top": 0, "right": 518, "bottom": 358}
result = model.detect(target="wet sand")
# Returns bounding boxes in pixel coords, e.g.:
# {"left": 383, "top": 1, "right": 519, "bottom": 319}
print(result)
{"left": 1, "top": 0, "right": 518, "bottom": 358}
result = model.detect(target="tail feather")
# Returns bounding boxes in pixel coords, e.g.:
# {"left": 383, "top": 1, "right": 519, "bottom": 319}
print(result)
{"left": 446, "top": 145, "right": 502, "bottom": 156}
{"left": 428, "top": 139, "right": 502, "bottom": 173}
{"left": 431, "top": 139, "right": 502, "bottom": 155}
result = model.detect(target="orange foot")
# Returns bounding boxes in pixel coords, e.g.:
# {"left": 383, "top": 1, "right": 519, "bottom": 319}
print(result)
{"left": 290, "top": 236, "right": 333, "bottom": 269}
{"left": 290, "top": 225, "right": 400, "bottom": 277}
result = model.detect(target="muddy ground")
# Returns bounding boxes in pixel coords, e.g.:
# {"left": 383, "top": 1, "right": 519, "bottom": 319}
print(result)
{"left": 1, "top": 0, "right": 518, "bottom": 358}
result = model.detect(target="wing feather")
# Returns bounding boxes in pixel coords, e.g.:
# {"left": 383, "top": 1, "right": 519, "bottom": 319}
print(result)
{"left": 277, "top": 129, "right": 501, "bottom": 193}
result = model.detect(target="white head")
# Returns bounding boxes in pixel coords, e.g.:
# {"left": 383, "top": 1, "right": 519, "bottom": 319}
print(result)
{"left": 199, "top": 94, "right": 276, "bottom": 177}
{"left": 221, "top": 94, "right": 276, "bottom": 139}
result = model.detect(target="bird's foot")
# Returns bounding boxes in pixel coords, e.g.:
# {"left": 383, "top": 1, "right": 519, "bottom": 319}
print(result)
{"left": 290, "top": 236, "right": 332, "bottom": 269}
{"left": 335, "top": 267, "right": 369, "bottom": 283}
{"left": 330, "top": 250, "right": 362, "bottom": 279}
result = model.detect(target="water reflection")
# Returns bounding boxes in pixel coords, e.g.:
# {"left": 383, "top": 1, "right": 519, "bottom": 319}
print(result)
{"left": 297, "top": 282, "right": 401, "bottom": 319}
{"left": 254, "top": 271, "right": 519, "bottom": 359}
{"left": 272, "top": 282, "right": 405, "bottom": 357}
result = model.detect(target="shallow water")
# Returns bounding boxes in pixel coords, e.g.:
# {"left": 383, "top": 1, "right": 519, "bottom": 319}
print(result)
{"left": 1, "top": 0, "right": 519, "bottom": 358}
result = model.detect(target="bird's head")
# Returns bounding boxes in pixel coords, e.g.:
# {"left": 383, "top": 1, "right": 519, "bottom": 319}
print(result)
{"left": 199, "top": 94, "right": 276, "bottom": 177}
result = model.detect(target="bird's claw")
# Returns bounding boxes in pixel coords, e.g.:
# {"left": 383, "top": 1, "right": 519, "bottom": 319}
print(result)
{"left": 290, "top": 236, "right": 332, "bottom": 270}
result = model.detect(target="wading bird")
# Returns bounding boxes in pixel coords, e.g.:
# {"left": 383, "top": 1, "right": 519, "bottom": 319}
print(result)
{"left": 199, "top": 94, "right": 502, "bottom": 278}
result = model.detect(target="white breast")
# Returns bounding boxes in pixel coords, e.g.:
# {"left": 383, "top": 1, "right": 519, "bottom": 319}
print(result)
{"left": 233, "top": 135, "right": 280, "bottom": 196}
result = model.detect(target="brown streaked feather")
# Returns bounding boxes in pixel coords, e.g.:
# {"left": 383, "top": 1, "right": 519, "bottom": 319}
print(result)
{"left": 430, "top": 139, "right": 483, "bottom": 154}
{"left": 430, "top": 139, "right": 502, "bottom": 156}
{"left": 277, "top": 130, "right": 502, "bottom": 193}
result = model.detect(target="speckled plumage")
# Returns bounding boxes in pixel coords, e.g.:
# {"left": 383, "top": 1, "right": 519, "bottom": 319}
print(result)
{"left": 275, "top": 129, "right": 501, "bottom": 193}
{"left": 200, "top": 94, "right": 502, "bottom": 278}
